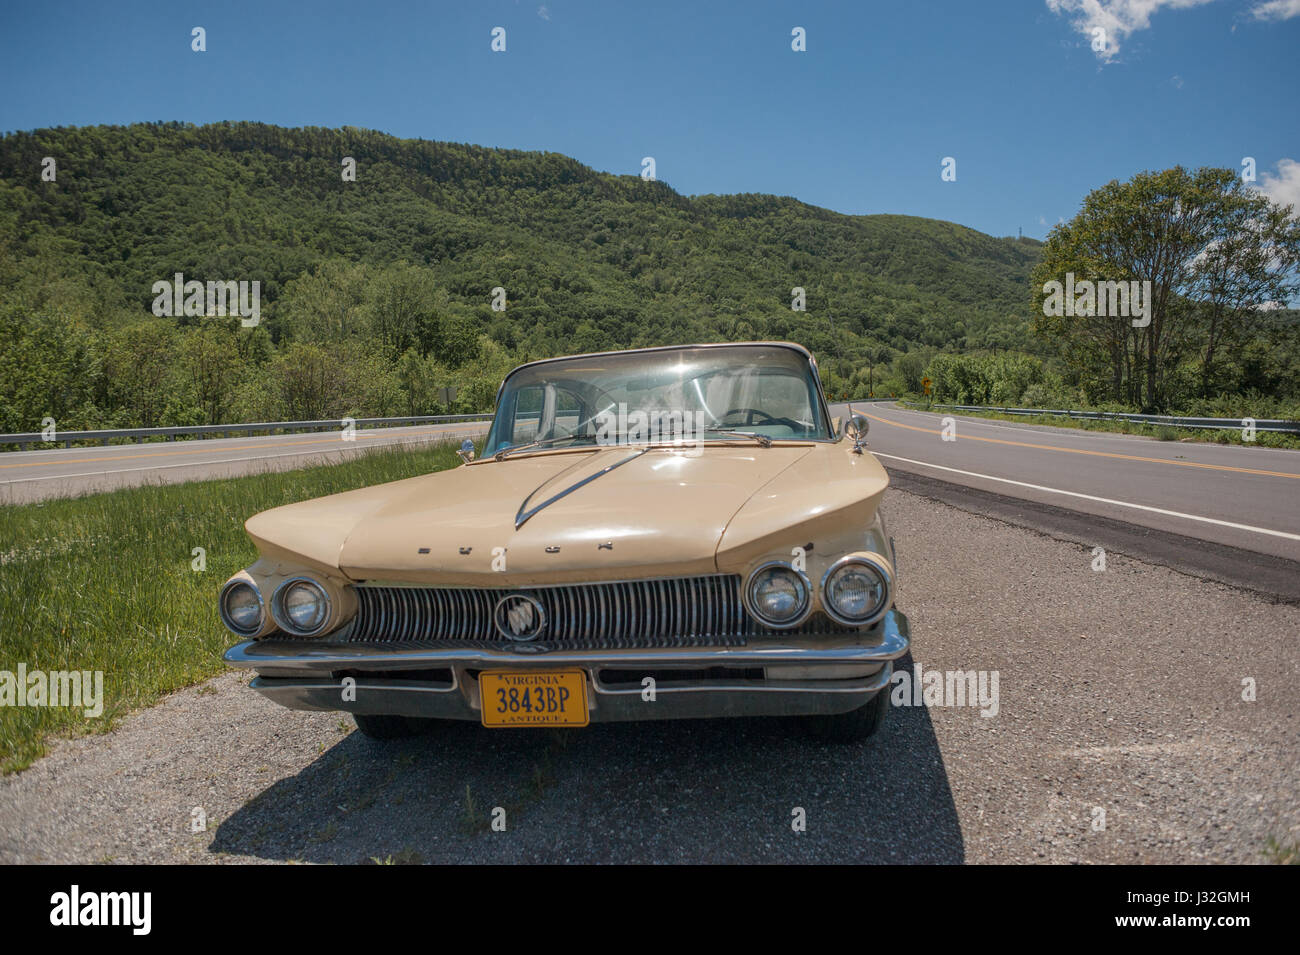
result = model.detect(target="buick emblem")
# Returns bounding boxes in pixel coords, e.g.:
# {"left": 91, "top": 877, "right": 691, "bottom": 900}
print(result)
{"left": 493, "top": 593, "right": 546, "bottom": 642}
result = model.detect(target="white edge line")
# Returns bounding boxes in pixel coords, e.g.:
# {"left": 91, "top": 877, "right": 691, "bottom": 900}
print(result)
{"left": 874, "top": 451, "right": 1300, "bottom": 543}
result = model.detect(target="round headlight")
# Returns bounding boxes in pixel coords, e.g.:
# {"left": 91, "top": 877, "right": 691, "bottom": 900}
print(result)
{"left": 821, "top": 556, "right": 892, "bottom": 627}
{"left": 220, "top": 580, "right": 263, "bottom": 636}
{"left": 745, "top": 563, "right": 811, "bottom": 628}
{"left": 273, "top": 578, "right": 331, "bottom": 635}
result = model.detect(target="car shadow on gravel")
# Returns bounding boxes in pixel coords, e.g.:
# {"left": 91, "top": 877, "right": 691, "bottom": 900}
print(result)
{"left": 210, "top": 662, "right": 961, "bottom": 863}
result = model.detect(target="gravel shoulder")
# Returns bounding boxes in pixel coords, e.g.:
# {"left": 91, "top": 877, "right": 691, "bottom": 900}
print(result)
{"left": 1, "top": 486, "right": 1296, "bottom": 864}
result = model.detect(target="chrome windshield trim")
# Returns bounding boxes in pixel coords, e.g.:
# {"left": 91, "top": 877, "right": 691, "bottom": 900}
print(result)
{"left": 486, "top": 342, "right": 835, "bottom": 455}
{"left": 500, "top": 341, "right": 815, "bottom": 378}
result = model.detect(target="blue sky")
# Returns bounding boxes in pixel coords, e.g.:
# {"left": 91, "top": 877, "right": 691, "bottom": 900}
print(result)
{"left": 1, "top": 0, "right": 1297, "bottom": 239}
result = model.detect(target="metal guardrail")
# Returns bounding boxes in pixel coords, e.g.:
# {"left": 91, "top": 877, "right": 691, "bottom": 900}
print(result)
{"left": 0, "top": 414, "right": 493, "bottom": 451}
{"left": 914, "top": 403, "right": 1300, "bottom": 434}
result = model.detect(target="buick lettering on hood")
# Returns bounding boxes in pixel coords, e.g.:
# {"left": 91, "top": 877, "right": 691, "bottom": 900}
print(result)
{"left": 221, "top": 343, "right": 911, "bottom": 741}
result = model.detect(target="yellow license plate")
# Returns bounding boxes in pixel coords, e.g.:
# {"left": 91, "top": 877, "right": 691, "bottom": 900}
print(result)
{"left": 479, "top": 670, "right": 589, "bottom": 728}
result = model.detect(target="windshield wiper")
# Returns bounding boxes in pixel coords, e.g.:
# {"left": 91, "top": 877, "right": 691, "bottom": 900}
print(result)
{"left": 495, "top": 428, "right": 776, "bottom": 460}
{"left": 702, "top": 428, "right": 773, "bottom": 447}
{"left": 493, "top": 434, "right": 598, "bottom": 461}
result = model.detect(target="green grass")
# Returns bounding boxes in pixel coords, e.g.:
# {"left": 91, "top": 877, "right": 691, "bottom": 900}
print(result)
{"left": 898, "top": 401, "right": 1300, "bottom": 449}
{"left": 0, "top": 440, "right": 463, "bottom": 774}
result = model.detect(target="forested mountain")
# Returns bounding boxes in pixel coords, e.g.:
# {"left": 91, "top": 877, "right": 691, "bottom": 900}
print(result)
{"left": 0, "top": 121, "right": 1043, "bottom": 430}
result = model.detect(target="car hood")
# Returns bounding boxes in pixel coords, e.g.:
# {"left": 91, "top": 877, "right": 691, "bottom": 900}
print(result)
{"left": 245, "top": 444, "right": 818, "bottom": 585}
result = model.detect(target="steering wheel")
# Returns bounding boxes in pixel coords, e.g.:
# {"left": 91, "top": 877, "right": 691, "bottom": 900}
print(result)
{"left": 719, "top": 407, "right": 778, "bottom": 427}
{"left": 718, "top": 407, "right": 802, "bottom": 430}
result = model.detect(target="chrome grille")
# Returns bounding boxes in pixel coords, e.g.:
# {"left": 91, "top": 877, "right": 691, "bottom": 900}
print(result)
{"left": 346, "top": 575, "right": 854, "bottom": 649}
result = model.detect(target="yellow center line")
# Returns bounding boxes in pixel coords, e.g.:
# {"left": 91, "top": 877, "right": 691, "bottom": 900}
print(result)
{"left": 0, "top": 426, "right": 477, "bottom": 470}
{"left": 863, "top": 412, "right": 1300, "bottom": 480}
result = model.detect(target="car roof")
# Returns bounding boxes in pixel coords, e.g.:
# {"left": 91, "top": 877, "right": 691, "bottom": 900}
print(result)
{"left": 503, "top": 341, "right": 816, "bottom": 377}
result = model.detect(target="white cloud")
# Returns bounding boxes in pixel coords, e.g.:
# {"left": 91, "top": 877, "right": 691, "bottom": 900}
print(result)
{"left": 1251, "top": 0, "right": 1300, "bottom": 20}
{"left": 1170, "top": 73, "right": 1184, "bottom": 87}
{"left": 1259, "top": 158, "right": 1300, "bottom": 213}
{"left": 538, "top": 5, "right": 551, "bottom": 20}
{"left": 1046, "top": 0, "right": 1218, "bottom": 62}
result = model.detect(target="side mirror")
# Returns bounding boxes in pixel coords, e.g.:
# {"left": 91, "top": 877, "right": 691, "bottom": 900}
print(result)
{"left": 843, "top": 413, "right": 870, "bottom": 453}
{"left": 457, "top": 439, "right": 476, "bottom": 464}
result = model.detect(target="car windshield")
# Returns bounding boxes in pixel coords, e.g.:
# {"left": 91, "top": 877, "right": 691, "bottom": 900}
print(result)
{"left": 484, "top": 344, "right": 832, "bottom": 457}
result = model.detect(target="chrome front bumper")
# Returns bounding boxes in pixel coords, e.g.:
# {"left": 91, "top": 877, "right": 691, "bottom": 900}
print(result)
{"left": 223, "top": 609, "right": 910, "bottom": 723}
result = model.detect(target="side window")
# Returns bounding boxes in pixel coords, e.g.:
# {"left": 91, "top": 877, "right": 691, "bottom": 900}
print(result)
{"left": 513, "top": 387, "right": 543, "bottom": 444}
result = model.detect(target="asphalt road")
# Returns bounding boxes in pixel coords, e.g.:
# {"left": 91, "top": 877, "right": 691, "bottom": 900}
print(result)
{"left": 0, "top": 422, "right": 489, "bottom": 504}
{"left": 831, "top": 402, "right": 1300, "bottom": 599}
{"left": 2, "top": 488, "right": 1295, "bottom": 863}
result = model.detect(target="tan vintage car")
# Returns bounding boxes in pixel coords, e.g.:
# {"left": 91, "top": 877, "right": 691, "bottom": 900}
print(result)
{"left": 221, "top": 342, "right": 910, "bottom": 741}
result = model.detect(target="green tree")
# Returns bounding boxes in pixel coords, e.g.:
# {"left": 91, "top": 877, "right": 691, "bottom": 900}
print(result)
{"left": 178, "top": 318, "right": 246, "bottom": 424}
{"left": 1033, "top": 166, "right": 1300, "bottom": 410}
